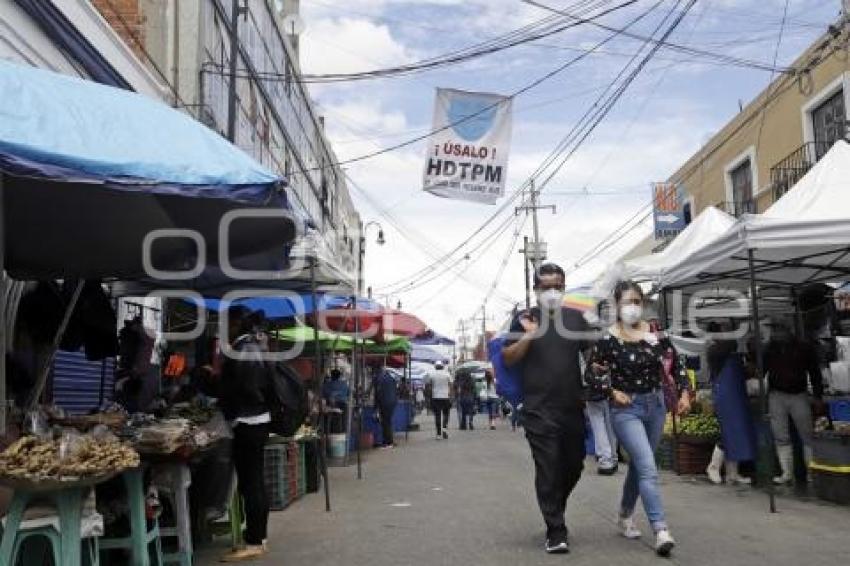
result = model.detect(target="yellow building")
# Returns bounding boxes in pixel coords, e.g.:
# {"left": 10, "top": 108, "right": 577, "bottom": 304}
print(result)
{"left": 671, "top": 22, "right": 850, "bottom": 218}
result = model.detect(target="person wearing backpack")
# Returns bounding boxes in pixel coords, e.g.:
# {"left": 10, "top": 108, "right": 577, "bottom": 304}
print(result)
{"left": 502, "top": 263, "right": 593, "bottom": 555}
{"left": 219, "top": 307, "right": 272, "bottom": 562}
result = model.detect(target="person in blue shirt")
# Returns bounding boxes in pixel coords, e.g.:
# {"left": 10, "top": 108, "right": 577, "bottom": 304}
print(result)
{"left": 374, "top": 366, "right": 399, "bottom": 448}
{"left": 322, "top": 369, "right": 350, "bottom": 434}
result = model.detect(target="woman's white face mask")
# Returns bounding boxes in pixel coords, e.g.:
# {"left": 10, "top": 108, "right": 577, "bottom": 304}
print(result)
{"left": 537, "top": 289, "right": 564, "bottom": 311}
{"left": 619, "top": 304, "right": 643, "bottom": 326}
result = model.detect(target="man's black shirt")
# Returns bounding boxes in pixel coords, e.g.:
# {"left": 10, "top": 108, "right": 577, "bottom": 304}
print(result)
{"left": 507, "top": 306, "right": 592, "bottom": 435}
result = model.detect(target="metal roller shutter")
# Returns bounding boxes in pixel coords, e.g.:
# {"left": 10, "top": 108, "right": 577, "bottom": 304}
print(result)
{"left": 52, "top": 350, "right": 115, "bottom": 415}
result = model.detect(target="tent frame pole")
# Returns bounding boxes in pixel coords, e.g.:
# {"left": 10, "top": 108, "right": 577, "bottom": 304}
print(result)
{"left": 26, "top": 280, "right": 85, "bottom": 410}
{"left": 748, "top": 248, "right": 777, "bottom": 513}
{"left": 355, "top": 302, "right": 363, "bottom": 480}
{"left": 310, "top": 259, "right": 331, "bottom": 512}
{"left": 661, "top": 288, "right": 679, "bottom": 473}
{"left": 0, "top": 173, "right": 5, "bottom": 435}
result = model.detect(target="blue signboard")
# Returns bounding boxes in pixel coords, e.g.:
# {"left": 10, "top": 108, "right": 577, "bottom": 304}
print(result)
{"left": 653, "top": 182, "right": 687, "bottom": 239}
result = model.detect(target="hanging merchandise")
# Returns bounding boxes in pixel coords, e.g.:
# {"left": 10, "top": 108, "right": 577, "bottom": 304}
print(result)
{"left": 422, "top": 88, "right": 513, "bottom": 205}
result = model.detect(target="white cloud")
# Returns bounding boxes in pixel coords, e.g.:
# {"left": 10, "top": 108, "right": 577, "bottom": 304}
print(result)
{"left": 300, "top": 17, "right": 417, "bottom": 75}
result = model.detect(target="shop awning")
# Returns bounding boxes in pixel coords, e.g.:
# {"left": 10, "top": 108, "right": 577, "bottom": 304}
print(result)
{"left": 0, "top": 60, "right": 295, "bottom": 280}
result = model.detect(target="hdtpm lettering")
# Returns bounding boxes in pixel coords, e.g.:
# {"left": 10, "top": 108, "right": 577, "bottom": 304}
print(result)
{"left": 426, "top": 159, "right": 502, "bottom": 183}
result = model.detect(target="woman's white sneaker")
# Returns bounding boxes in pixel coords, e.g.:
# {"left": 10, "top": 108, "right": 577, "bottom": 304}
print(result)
{"left": 655, "top": 530, "right": 675, "bottom": 557}
{"left": 618, "top": 516, "right": 642, "bottom": 539}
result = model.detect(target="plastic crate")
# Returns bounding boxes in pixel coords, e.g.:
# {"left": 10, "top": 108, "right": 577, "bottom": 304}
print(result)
{"left": 812, "top": 469, "right": 850, "bottom": 505}
{"left": 812, "top": 432, "right": 850, "bottom": 467}
{"left": 828, "top": 399, "right": 850, "bottom": 423}
{"left": 264, "top": 444, "right": 291, "bottom": 511}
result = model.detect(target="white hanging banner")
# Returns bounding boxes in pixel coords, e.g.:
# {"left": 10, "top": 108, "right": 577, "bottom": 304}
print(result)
{"left": 422, "top": 88, "right": 513, "bottom": 205}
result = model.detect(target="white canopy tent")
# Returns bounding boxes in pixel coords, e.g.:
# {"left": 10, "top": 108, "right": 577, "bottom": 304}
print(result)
{"left": 623, "top": 206, "right": 737, "bottom": 284}
{"left": 660, "top": 140, "right": 850, "bottom": 291}
{"left": 646, "top": 140, "right": 850, "bottom": 514}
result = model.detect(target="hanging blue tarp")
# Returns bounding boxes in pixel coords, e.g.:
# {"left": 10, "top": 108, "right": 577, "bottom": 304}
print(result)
{"left": 0, "top": 60, "right": 280, "bottom": 198}
{"left": 189, "top": 293, "right": 378, "bottom": 319}
{"left": 0, "top": 61, "right": 295, "bottom": 280}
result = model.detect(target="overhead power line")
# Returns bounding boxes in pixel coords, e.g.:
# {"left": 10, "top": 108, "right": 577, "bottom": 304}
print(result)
{"left": 523, "top": 0, "right": 797, "bottom": 74}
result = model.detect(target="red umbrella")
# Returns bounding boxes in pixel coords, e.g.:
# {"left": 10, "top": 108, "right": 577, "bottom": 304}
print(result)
{"left": 314, "top": 306, "right": 428, "bottom": 341}
{"left": 381, "top": 309, "right": 428, "bottom": 338}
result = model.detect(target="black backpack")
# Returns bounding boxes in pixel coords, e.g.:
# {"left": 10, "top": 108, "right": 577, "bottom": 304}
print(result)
{"left": 266, "top": 362, "right": 309, "bottom": 437}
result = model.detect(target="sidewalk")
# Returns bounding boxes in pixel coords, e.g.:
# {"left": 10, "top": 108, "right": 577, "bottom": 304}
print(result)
{"left": 197, "top": 412, "right": 849, "bottom": 565}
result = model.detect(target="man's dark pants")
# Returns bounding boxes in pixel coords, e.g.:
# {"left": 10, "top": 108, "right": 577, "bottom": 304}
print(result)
{"left": 378, "top": 403, "right": 396, "bottom": 446}
{"left": 525, "top": 411, "right": 586, "bottom": 537}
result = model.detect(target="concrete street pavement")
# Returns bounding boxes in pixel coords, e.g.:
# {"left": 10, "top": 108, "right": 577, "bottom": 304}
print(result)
{"left": 198, "top": 411, "right": 849, "bottom": 566}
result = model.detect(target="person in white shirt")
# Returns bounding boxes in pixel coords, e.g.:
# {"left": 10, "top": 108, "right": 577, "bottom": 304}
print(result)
{"left": 426, "top": 362, "right": 453, "bottom": 440}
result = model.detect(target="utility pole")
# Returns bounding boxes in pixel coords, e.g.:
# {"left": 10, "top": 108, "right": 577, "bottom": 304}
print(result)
{"left": 471, "top": 308, "right": 488, "bottom": 361}
{"left": 519, "top": 235, "right": 531, "bottom": 309}
{"left": 515, "top": 180, "right": 556, "bottom": 274}
{"left": 227, "top": 0, "right": 246, "bottom": 142}
{"left": 456, "top": 320, "right": 469, "bottom": 362}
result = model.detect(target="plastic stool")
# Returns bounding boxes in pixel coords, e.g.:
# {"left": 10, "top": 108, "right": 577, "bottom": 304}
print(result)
{"left": 154, "top": 464, "right": 193, "bottom": 566}
{"left": 99, "top": 469, "right": 164, "bottom": 566}
{"left": 0, "top": 486, "right": 87, "bottom": 566}
{"left": 12, "top": 526, "right": 100, "bottom": 566}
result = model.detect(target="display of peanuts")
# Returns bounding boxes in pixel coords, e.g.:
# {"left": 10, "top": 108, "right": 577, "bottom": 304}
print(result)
{"left": 0, "top": 435, "right": 140, "bottom": 481}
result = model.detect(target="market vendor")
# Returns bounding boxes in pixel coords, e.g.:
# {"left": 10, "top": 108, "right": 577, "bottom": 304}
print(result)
{"left": 764, "top": 324, "right": 824, "bottom": 485}
{"left": 322, "top": 369, "right": 350, "bottom": 434}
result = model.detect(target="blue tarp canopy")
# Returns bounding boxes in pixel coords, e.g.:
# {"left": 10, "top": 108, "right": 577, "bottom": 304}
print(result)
{"left": 190, "top": 293, "right": 383, "bottom": 319}
{"left": 0, "top": 61, "right": 295, "bottom": 280}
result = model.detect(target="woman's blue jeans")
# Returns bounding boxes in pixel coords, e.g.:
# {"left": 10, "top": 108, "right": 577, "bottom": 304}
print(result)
{"left": 610, "top": 390, "right": 668, "bottom": 532}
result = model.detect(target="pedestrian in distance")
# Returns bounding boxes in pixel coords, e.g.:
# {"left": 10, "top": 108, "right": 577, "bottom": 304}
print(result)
{"left": 426, "top": 361, "right": 453, "bottom": 440}
{"left": 455, "top": 369, "right": 477, "bottom": 430}
{"left": 502, "top": 263, "right": 594, "bottom": 555}
{"left": 484, "top": 370, "right": 499, "bottom": 430}
{"left": 373, "top": 365, "right": 399, "bottom": 449}
{"left": 587, "top": 281, "right": 691, "bottom": 557}
{"left": 219, "top": 306, "right": 272, "bottom": 562}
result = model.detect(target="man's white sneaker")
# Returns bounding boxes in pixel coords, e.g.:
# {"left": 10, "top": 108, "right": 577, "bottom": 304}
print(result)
{"left": 618, "top": 516, "right": 642, "bottom": 540}
{"left": 655, "top": 530, "right": 675, "bottom": 557}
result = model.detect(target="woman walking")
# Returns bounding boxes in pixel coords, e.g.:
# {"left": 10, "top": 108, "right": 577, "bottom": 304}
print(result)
{"left": 588, "top": 281, "right": 691, "bottom": 557}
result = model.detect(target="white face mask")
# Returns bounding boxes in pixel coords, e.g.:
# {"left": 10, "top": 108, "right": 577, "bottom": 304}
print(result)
{"left": 619, "top": 304, "right": 643, "bottom": 326}
{"left": 537, "top": 289, "right": 564, "bottom": 311}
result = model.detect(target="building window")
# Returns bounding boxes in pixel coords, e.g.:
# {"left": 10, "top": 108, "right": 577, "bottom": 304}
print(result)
{"left": 812, "top": 89, "right": 846, "bottom": 158}
{"left": 730, "top": 159, "right": 753, "bottom": 215}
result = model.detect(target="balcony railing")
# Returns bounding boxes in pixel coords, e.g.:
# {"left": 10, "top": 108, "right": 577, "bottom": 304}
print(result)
{"left": 717, "top": 200, "right": 756, "bottom": 217}
{"left": 770, "top": 141, "right": 836, "bottom": 201}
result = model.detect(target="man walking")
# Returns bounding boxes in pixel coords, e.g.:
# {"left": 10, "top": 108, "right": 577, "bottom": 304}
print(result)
{"left": 503, "top": 263, "right": 592, "bottom": 554}
{"left": 426, "top": 362, "right": 453, "bottom": 439}
{"left": 374, "top": 365, "right": 399, "bottom": 449}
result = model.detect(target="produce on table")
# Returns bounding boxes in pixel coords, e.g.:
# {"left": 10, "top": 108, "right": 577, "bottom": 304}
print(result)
{"left": 677, "top": 414, "right": 721, "bottom": 439}
{"left": 0, "top": 435, "right": 139, "bottom": 481}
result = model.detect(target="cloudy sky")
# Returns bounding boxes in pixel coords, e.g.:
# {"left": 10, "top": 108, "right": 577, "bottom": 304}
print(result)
{"left": 296, "top": 0, "right": 840, "bottom": 342}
